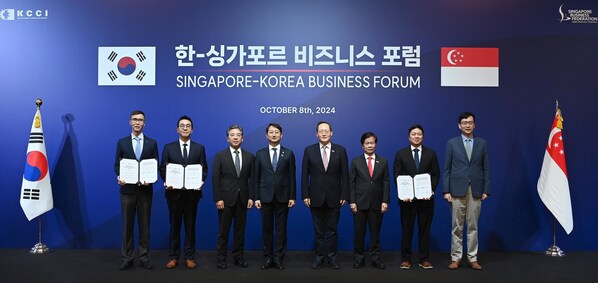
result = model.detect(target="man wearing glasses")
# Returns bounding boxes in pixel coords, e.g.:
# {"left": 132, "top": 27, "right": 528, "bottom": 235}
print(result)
{"left": 160, "top": 115, "right": 208, "bottom": 269}
{"left": 443, "top": 112, "right": 491, "bottom": 271}
{"left": 114, "top": 110, "right": 159, "bottom": 270}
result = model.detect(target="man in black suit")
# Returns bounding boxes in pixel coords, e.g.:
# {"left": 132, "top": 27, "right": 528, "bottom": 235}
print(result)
{"left": 114, "top": 110, "right": 159, "bottom": 270}
{"left": 212, "top": 125, "right": 254, "bottom": 269}
{"left": 253, "top": 123, "right": 296, "bottom": 270}
{"left": 301, "top": 121, "right": 349, "bottom": 269}
{"left": 393, "top": 124, "right": 440, "bottom": 270}
{"left": 160, "top": 115, "right": 208, "bottom": 269}
{"left": 349, "top": 132, "right": 390, "bottom": 270}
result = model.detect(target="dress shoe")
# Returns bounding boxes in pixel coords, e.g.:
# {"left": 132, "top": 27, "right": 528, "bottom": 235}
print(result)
{"left": 448, "top": 261, "right": 460, "bottom": 270}
{"left": 311, "top": 259, "right": 324, "bottom": 269}
{"left": 400, "top": 261, "right": 411, "bottom": 269}
{"left": 470, "top": 261, "right": 482, "bottom": 270}
{"left": 261, "top": 259, "right": 273, "bottom": 270}
{"left": 140, "top": 261, "right": 153, "bottom": 270}
{"left": 274, "top": 261, "right": 284, "bottom": 270}
{"left": 328, "top": 260, "right": 340, "bottom": 269}
{"left": 186, "top": 259, "right": 197, "bottom": 269}
{"left": 119, "top": 261, "right": 133, "bottom": 270}
{"left": 419, "top": 261, "right": 434, "bottom": 269}
{"left": 166, "top": 259, "right": 178, "bottom": 269}
{"left": 371, "top": 261, "right": 386, "bottom": 270}
{"left": 234, "top": 258, "right": 248, "bottom": 268}
{"left": 216, "top": 261, "right": 227, "bottom": 269}
{"left": 353, "top": 260, "right": 364, "bottom": 269}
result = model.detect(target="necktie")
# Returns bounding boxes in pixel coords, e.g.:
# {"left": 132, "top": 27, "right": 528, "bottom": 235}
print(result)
{"left": 367, "top": 156, "right": 373, "bottom": 177}
{"left": 183, "top": 143, "right": 188, "bottom": 164}
{"left": 234, "top": 150, "right": 241, "bottom": 177}
{"left": 322, "top": 146, "right": 329, "bottom": 171}
{"left": 134, "top": 137, "right": 141, "bottom": 160}
{"left": 465, "top": 139, "right": 472, "bottom": 161}
{"left": 413, "top": 148, "right": 420, "bottom": 171}
{"left": 272, "top": 148, "right": 278, "bottom": 171}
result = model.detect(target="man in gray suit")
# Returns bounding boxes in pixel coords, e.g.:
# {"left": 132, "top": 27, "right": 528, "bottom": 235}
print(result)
{"left": 443, "top": 112, "right": 491, "bottom": 271}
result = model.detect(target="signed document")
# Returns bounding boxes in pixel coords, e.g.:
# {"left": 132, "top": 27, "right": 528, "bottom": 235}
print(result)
{"left": 396, "top": 173, "right": 432, "bottom": 200}
{"left": 165, "top": 163, "right": 203, "bottom": 190}
{"left": 119, "top": 158, "right": 158, "bottom": 184}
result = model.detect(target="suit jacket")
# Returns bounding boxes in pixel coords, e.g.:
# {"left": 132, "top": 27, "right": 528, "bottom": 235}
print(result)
{"left": 301, "top": 143, "right": 349, "bottom": 208}
{"left": 159, "top": 140, "right": 208, "bottom": 201}
{"left": 212, "top": 147, "right": 254, "bottom": 207}
{"left": 349, "top": 154, "right": 390, "bottom": 210}
{"left": 442, "top": 136, "right": 491, "bottom": 198}
{"left": 114, "top": 134, "right": 159, "bottom": 195}
{"left": 253, "top": 146, "right": 296, "bottom": 203}
{"left": 393, "top": 146, "right": 440, "bottom": 198}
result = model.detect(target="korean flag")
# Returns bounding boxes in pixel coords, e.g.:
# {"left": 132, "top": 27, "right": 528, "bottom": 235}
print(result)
{"left": 98, "top": 46, "right": 156, "bottom": 86}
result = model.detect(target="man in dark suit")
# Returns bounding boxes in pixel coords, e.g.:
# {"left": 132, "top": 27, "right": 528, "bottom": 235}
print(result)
{"left": 393, "top": 125, "right": 440, "bottom": 270}
{"left": 443, "top": 112, "right": 491, "bottom": 271}
{"left": 349, "top": 132, "right": 390, "bottom": 270}
{"left": 160, "top": 115, "right": 208, "bottom": 269}
{"left": 212, "top": 125, "right": 254, "bottom": 269}
{"left": 301, "top": 121, "right": 349, "bottom": 269}
{"left": 253, "top": 123, "right": 296, "bottom": 270}
{"left": 114, "top": 110, "right": 159, "bottom": 270}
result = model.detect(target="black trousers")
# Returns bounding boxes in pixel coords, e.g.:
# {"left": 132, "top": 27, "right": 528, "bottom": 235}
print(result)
{"left": 216, "top": 193, "right": 247, "bottom": 261}
{"left": 260, "top": 200, "right": 289, "bottom": 262}
{"left": 310, "top": 203, "right": 340, "bottom": 261}
{"left": 399, "top": 198, "right": 434, "bottom": 263}
{"left": 167, "top": 194, "right": 199, "bottom": 260}
{"left": 120, "top": 190, "right": 152, "bottom": 263}
{"left": 353, "top": 205, "right": 383, "bottom": 263}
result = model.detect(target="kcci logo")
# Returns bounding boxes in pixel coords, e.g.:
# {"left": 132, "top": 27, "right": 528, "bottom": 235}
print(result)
{"left": 0, "top": 9, "right": 49, "bottom": 20}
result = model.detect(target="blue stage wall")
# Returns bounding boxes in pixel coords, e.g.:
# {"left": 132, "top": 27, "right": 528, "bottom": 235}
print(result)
{"left": 1, "top": 0, "right": 597, "bottom": 252}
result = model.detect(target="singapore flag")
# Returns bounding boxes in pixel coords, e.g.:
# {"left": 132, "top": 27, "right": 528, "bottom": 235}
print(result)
{"left": 441, "top": 47, "right": 499, "bottom": 87}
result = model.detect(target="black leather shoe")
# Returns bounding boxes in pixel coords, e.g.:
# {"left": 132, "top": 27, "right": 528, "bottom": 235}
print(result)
{"left": 353, "top": 260, "right": 364, "bottom": 269}
{"left": 234, "top": 258, "right": 248, "bottom": 268}
{"left": 140, "top": 261, "right": 153, "bottom": 270}
{"left": 371, "top": 261, "right": 386, "bottom": 270}
{"left": 217, "top": 261, "right": 227, "bottom": 269}
{"left": 328, "top": 260, "right": 340, "bottom": 269}
{"left": 311, "top": 259, "right": 324, "bottom": 269}
{"left": 119, "top": 261, "right": 133, "bottom": 270}
{"left": 261, "top": 259, "right": 273, "bottom": 270}
{"left": 274, "top": 261, "right": 284, "bottom": 270}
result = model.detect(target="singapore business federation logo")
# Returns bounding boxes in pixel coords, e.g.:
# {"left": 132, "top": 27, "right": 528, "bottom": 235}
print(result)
{"left": 559, "top": 4, "right": 597, "bottom": 24}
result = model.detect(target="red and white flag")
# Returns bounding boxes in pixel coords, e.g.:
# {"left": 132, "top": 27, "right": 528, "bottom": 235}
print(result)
{"left": 20, "top": 108, "right": 54, "bottom": 221}
{"left": 537, "top": 106, "right": 573, "bottom": 234}
{"left": 441, "top": 47, "right": 499, "bottom": 87}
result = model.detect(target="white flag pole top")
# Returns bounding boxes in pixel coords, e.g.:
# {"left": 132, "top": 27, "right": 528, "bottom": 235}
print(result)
{"left": 537, "top": 102, "right": 573, "bottom": 234}
{"left": 20, "top": 98, "right": 54, "bottom": 221}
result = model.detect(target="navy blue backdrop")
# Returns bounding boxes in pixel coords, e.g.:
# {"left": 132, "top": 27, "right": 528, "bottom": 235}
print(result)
{"left": 1, "top": 0, "right": 597, "bottom": 252}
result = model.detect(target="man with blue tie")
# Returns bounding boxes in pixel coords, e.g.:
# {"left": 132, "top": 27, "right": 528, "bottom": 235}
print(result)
{"left": 114, "top": 110, "right": 159, "bottom": 270}
{"left": 393, "top": 125, "right": 440, "bottom": 270}
{"left": 443, "top": 112, "right": 491, "bottom": 270}
{"left": 302, "top": 121, "right": 349, "bottom": 269}
{"left": 160, "top": 115, "right": 208, "bottom": 269}
{"left": 253, "top": 123, "right": 296, "bottom": 270}
{"left": 212, "top": 125, "right": 254, "bottom": 269}
{"left": 349, "top": 132, "right": 390, "bottom": 270}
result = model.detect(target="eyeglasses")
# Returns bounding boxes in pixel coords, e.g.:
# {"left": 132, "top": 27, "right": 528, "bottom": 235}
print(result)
{"left": 460, "top": 121, "right": 475, "bottom": 126}
{"left": 131, "top": 118, "right": 145, "bottom": 123}
{"left": 178, "top": 124, "right": 192, "bottom": 129}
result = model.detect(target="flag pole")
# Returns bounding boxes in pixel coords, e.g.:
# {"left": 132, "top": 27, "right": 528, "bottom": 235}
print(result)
{"left": 545, "top": 218, "right": 565, "bottom": 257}
{"left": 29, "top": 99, "right": 50, "bottom": 254}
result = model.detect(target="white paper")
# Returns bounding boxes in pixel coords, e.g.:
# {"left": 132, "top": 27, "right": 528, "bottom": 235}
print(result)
{"left": 413, "top": 173, "right": 432, "bottom": 199}
{"left": 119, "top": 158, "right": 157, "bottom": 184}
{"left": 119, "top": 159, "right": 139, "bottom": 184}
{"left": 166, "top": 163, "right": 203, "bottom": 190}
{"left": 396, "top": 175, "right": 415, "bottom": 200}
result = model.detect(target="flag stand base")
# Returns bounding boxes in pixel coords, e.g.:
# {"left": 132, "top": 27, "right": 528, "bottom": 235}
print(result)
{"left": 545, "top": 245, "right": 565, "bottom": 257}
{"left": 30, "top": 242, "right": 50, "bottom": 254}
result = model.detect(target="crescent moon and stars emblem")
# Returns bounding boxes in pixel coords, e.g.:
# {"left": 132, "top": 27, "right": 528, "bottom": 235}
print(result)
{"left": 447, "top": 49, "right": 464, "bottom": 65}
